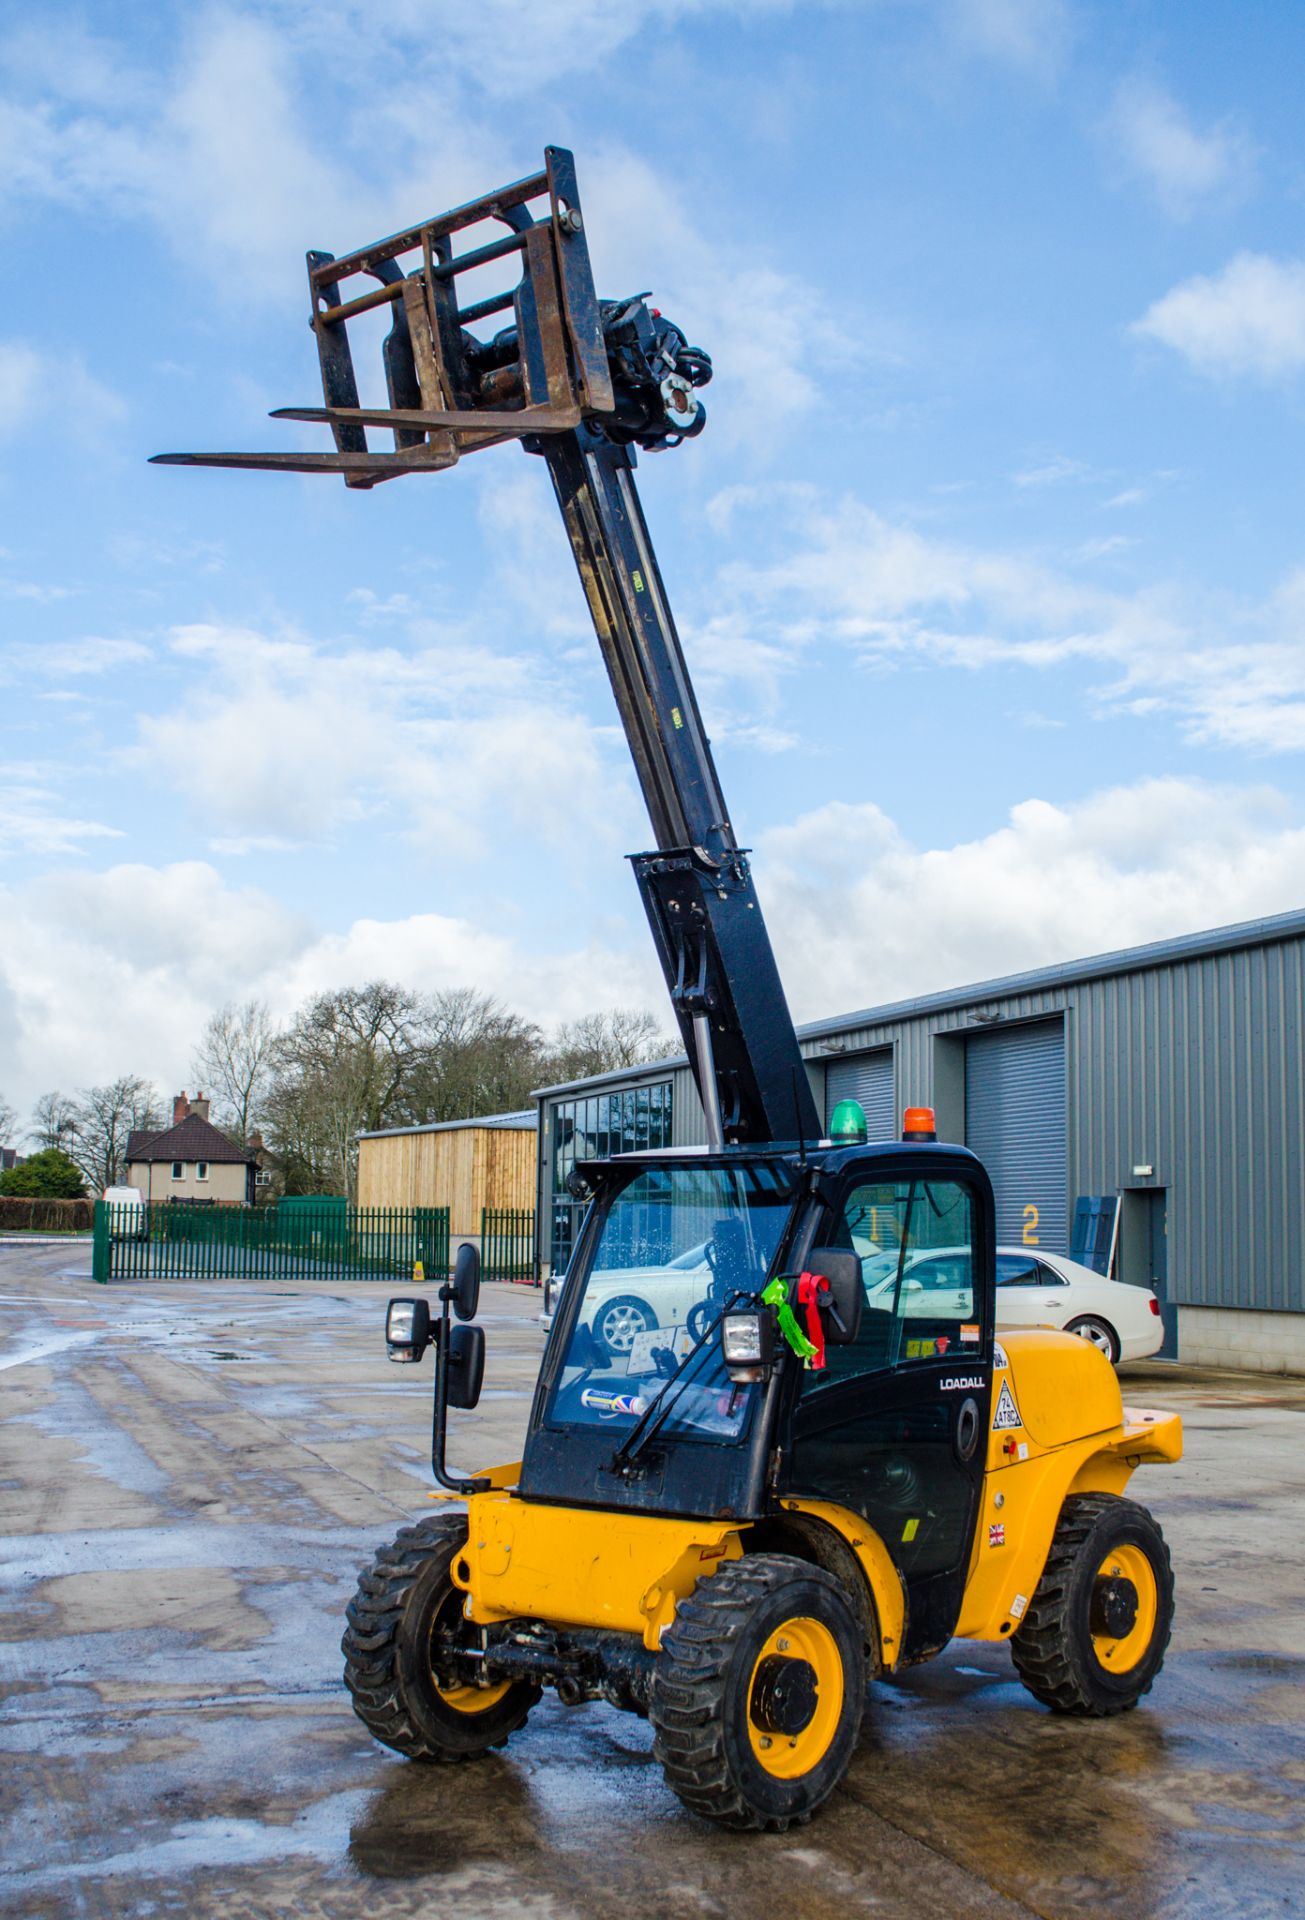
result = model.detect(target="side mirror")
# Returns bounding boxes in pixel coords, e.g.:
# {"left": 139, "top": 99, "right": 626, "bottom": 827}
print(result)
{"left": 806, "top": 1250, "right": 863, "bottom": 1345}
{"left": 386, "top": 1296, "right": 431, "bottom": 1363}
{"left": 445, "top": 1323, "right": 485, "bottom": 1408}
{"left": 452, "top": 1242, "right": 481, "bottom": 1322}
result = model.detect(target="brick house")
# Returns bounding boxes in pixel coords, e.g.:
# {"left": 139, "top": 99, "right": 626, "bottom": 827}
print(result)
{"left": 125, "top": 1093, "right": 261, "bottom": 1205}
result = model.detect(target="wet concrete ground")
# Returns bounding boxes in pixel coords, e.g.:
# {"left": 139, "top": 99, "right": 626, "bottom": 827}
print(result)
{"left": 1, "top": 1241, "right": 1302, "bottom": 1919}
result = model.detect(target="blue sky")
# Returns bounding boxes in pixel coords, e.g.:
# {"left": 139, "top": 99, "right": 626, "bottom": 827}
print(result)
{"left": 2, "top": 0, "right": 1304, "bottom": 1113}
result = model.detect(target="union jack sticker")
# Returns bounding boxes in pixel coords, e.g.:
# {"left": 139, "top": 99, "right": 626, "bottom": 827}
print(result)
{"left": 988, "top": 1522, "right": 1006, "bottom": 1548}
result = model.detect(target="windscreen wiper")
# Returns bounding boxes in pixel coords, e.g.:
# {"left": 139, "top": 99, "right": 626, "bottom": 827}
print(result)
{"left": 606, "top": 1292, "right": 750, "bottom": 1476}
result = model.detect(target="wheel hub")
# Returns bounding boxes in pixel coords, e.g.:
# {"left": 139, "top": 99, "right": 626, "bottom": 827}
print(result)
{"left": 1090, "top": 1573, "right": 1139, "bottom": 1640}
{"left": 749, "top": 1655, "right": 819, "bottom": 1737}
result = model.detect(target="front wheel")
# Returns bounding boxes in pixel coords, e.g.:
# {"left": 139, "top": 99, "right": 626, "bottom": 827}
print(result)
{"left": 1066, "top": 1314, "right": 1120, "bottom": 1365}
{"left": 593, "top": 1293, "right": 657, "bottom": 1357}
{"left": 650, "top": 1553, "right": 865, "bottom": 1831}
{"left": 342, "top": 1514, "right": 539, "bottom": 1762}
{"left": 1012, "top": 1493, "right": 1174, "bottom": 1715}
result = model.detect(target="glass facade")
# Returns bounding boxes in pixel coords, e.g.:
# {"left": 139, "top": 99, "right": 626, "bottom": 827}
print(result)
{"left": 548, "top": 1079, "right": 674, "bottom": 1275}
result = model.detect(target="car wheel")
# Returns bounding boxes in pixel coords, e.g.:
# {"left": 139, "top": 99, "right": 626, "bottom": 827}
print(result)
{"left": 593, "top": 1293, "right": 658, "bottom": 1357}
{"left": 1066, "top": 1314, "right": 1120, "bottom": 1366}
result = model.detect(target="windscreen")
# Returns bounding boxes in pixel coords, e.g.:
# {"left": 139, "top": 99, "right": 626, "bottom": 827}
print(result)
{"left": 548, "top": 1162, "right": 793, "bottom": 1440}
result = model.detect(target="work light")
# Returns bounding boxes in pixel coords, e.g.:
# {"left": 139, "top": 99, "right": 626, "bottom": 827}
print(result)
{"left": 386, "top": 1296, "right": 432, "bottom": 1364}
{"left": 721, "top": 1309, "right": 775, "bottom": 1379}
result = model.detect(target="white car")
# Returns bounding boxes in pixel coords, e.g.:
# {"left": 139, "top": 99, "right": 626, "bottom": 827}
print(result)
{"left": 995, "top": 1247, "right": 1164, "bottom": 1363}
{"left": 543, "top": 1240, "right": 1164, "bottom": 1368}
{"left": 542, "top": 1242, "right": 711, "bottom": 1353}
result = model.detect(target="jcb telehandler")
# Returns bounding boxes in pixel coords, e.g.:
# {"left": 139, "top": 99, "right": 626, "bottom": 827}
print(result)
{"left": 156, "top": 149, "right": 1182, "bottom": 1831}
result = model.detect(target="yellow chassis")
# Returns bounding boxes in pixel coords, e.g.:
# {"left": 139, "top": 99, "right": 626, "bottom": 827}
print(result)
{"left": 433, "top": 1331, "right": 1181, "bottom": 1671}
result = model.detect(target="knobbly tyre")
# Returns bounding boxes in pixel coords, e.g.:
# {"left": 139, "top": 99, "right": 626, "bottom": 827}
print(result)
{"left": 154, "top": 149, "right": 1182, "bottom": 1831}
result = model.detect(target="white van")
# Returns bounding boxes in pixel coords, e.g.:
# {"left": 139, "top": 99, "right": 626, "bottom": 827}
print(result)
{"left": 102, "top": 1185, "right": 147, "bottom": 1239}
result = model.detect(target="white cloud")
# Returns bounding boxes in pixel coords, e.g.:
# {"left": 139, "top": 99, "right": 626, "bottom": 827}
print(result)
{"left": 946, "top": 0, "right": 1074, "bottom": 78}
{"left": 1, "top": 637, "right": 151, "bottom": 680}
{"left": 1107, "top": 77, "right": 1251, "bottom": 218}
{"left": 0, "top": 857, "right": 662, "bottom": 1110}
{"left": 701, "top": 487, "right": 1305, "bottom": 753}
{"left": 760, "top": 777, "right": 1305, "bottom": 1017}
{"left": 0, "top": 786, "right": 122, "bottom": 859}
{"left": 0, "top": 339, "right": 124, "bottom": 443}
{"left": 130, "top": 619, "right": 630, "bottom": 857}
{"left": 1132, "top": 253, "right": 1305, "bottom": 380}
{"left": 6, "top": 773, "right": 1302, "bottom": 1111}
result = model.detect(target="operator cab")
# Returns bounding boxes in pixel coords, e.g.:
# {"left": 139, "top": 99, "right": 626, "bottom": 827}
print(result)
{"left": 524, "top": 1109, "right": 996, "bottom": 1631}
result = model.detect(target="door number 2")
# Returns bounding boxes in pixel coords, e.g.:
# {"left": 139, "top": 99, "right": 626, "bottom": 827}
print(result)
{"left": 1022, "top": 1204, "right": 1040, "bottom": 1246}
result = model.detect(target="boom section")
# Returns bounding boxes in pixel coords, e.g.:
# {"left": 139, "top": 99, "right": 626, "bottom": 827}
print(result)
{"left": 149, "top": 145, "right": 821, "bottom": 1148}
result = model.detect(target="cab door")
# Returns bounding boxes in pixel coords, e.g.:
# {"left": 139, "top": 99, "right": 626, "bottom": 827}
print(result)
{"left": 785, "top": 1173, "right": 992, "bottom": 1661}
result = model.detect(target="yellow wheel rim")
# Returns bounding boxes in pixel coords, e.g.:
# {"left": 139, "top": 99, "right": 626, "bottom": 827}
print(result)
{"left": 1090, "top": 1544, "right": 1158, "bottom": 1674}
{"left": 746, "top": 1616, "right": 844, "bottom": 1780}
{"left": 434, "top": 1677, "right": 513, "bottom": 1713}
{"left": 429, "top": 1605, "right": 512, "bottom": 1713}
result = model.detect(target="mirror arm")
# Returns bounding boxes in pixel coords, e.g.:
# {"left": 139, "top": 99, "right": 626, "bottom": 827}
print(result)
{"left": 431, "top": 1278, "right": 490, "bottom": 1494}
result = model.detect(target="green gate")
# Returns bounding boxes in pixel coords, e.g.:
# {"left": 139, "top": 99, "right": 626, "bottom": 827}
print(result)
{"left": 480, "top": 1207, "right": 536, "bottom": 1284}
{"left": 92, "top": 1200, "right": 449, "bottom": 1284}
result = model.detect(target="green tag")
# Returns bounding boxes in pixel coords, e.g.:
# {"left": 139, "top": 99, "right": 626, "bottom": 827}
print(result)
{"left": 762, "top": 1277, "right": 817, "bottom": 1362}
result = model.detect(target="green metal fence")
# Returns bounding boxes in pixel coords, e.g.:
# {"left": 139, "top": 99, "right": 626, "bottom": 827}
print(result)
{"left": 92, "top": 1200, "right": 448, "bottom": 1285}
{"left": 480, "top": 1207, "right": 536, "bottom": 1284}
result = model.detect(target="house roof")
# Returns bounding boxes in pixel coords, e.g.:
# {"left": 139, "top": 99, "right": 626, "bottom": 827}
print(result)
{"left": 126, "top": 1112, "right": 257, "bottom": 1165}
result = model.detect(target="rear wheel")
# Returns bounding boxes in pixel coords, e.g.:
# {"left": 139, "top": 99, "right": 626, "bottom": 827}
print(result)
{"left": 1066, "top": 1314, "right": 1120, "bottom": 1364}
{"left": 342, "top": 1514, "right": 539, "bottom": 1762}
{"left": 650, "top": 1553, "right": 865, "bottom": 1831}
{"left": 593, "top": 1293, "right": 657, "bottom": 1357}
{"left": 1012, "top": 1493, "right": 1173, "bottom": 1715}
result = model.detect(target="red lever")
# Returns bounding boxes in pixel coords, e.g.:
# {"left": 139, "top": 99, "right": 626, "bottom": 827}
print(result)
{"left": 796, "top": 1272, "right": 829, "bottom": 1370}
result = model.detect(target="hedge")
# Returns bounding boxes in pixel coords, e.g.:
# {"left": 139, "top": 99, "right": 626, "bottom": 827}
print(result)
{"left": 0, "top": 1196, "right": 94, "bottom": 1233}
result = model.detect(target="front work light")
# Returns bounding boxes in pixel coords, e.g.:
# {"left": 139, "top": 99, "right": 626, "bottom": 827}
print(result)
{"left": 721, "top": 1309, "right": 776, "bottom": 1380}
{"left": 386, "top": 1296, "right": 432, "bottom": 1364}
{"left": 829, "top": 1098, "right": 868, "bottom": 1144}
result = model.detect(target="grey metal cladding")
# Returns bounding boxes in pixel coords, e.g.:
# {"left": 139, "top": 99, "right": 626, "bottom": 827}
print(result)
{"left": 535, "top": 911, "right": 1305, "bottom": 1311}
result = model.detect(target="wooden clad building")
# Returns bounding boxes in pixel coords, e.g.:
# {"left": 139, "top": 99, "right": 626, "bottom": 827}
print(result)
{"left": 356, "top": 1111, "right": 537, "bottom": 1241}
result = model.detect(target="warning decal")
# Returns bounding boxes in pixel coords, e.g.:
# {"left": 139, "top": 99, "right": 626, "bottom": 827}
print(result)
{"left": 992, "top": 1379, "right": 1022, "bottom": 1430}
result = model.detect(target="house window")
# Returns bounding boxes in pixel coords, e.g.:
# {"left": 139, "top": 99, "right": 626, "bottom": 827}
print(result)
{"left": 255, "top": 1169, "right": 272, "bottom": 1187}
{"left": 197, "top": 1161, "right": 209, "bottom": 1181}
{"left": 171, "top": 1161, "right": 183, "bottom": 1180}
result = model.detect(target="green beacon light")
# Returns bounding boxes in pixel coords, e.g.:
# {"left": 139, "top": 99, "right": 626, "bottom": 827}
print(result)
{"left": 829, "top": 1098, "right": 868, "bottom": 1145}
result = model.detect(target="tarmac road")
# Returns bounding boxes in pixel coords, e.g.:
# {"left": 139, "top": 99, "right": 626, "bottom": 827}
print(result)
{"left": 1, "top": 1241, "right": 1303, "bottom": 1919}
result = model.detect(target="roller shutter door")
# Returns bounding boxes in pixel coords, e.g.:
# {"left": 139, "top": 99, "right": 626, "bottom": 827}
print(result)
{"left": 825, "top": 1050, "right": 894, "bottom": 1142}
{"left": 965, "top": 1021, "right": 1066, "bottom": 1253}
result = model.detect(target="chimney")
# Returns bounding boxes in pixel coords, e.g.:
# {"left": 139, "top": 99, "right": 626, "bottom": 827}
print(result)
{"left": 172, "top": 1091, "right": 190, "bottom": 1125}
{"left": 190, "top": 1092, "right": 211, "bottom": 1122}
{"left": 248, "top": 1130, "right": 264, "bottom": 1153}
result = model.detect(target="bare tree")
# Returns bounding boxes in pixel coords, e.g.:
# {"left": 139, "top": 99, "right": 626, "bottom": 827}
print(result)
{"left": 404, "top": 989, "right": 543, "bottom": 1123}
{"left": 267, "top": 982, "right": 427, "bottom": 1198}
{"left": 29, "top": 1090, "right": 79, "bottom": 1154}
{"left": 71, "top": 1076, "right": 163, "bottom": 1193}
{"left": 544, "top": 1008, "right": 674, "bottom": 1084}
{"left": 0, "top": 1091, "right": 16, "bottom": 1147}
{"left": 192, "top": 999, "right": 278, "bottom": 1143}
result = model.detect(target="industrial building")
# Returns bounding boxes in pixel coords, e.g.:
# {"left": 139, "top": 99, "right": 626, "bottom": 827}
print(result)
{"left": 535, "top": 908, "right": 1305, "bottom": 1375}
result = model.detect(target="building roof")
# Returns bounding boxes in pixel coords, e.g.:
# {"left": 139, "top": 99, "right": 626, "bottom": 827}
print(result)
{"left": 126, "top": 1112, "right": 258, "bottom": 1165}
{"left": 532, "top": 905, "right": 1305, "bottom": 1097}
{"left": 356, "top": 1109, "right": 538, "bottom": 1142}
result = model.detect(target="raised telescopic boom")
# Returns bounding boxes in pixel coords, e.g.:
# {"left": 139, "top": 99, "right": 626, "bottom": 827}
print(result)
{"left": 153, "top": 146, "right": 820, "bottom": 1148}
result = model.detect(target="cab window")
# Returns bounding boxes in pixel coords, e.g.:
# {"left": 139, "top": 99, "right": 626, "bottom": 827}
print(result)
{"left": 808, "top": 1178, "right": 979, "bottom": 1384}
